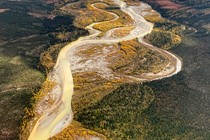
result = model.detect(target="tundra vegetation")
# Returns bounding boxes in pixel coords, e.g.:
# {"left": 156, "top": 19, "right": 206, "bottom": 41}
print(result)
{"left": 92, "top": 9, "right": 134, "bottom": 32}
{"left": 19, "top": 0, "right": 185, "bottom": 139}
{"left": 50, "top": 121, "right": 107, "bottom": 140}
{"left": 139, "top": 0, "right": 210, "bottom": 139}
{"left": 111, "top": 26, "right": 135, "bottom": 38}
{"left": 75, "top": 81, "right": 204, "bottom": 140}
{"left": 20, "top": 80, "right": 56, "bottom": 139}
{"left": 0, "top": 0, "right": 87, "bottom": 139}
{"left": 47, "top": 0, "right": 210, "bottom": 139}
{"left": 108, "top": 39, "right": 168, "bottom": 74}
{"left": 0, "top": 1, "right": 54, "bottom": 139}
{"left": 143, "top": 9, "right": 183, "bottom": 50}
{"left": 146, "top": 22, "right": 182, "bottom": 50}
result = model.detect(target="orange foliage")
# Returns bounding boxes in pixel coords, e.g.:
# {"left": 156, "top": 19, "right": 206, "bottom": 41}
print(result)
{"left": 111, "top": 26, "right": 135, "bottom": 38}
{"left": 93, "top": 9, "right": 134, "bottom": 32}
{"left": 50, "top": 121, "right": 107, "bottom": 139}
{"left": 74, "top": 2, "right": 116, "bottom": 28}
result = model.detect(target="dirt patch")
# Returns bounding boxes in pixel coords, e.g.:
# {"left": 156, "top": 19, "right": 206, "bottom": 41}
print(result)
{"left": 0, "top": 9, "right": 9, "bottom": 13}
{"left": 27, "top": 12, "right": 55, "bottom": 19}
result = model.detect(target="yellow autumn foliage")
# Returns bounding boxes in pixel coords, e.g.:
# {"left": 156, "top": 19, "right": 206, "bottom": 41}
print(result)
{"left": 93, "top": 10, "right": 134, "bottom": 32}
{"left": 50, "top": 121, "right": 107, "bottom": 140}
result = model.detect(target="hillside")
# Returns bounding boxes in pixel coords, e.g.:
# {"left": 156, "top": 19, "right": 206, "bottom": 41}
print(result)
{"left": 1, "top": 0, "right": 209, "bottom": 139}
{"left": 141, "top": 0, "right": 210, "bottom": 139}
{"left": 0, "top": 0, "right": 86, "bottom": 139}
{"left": 20, "top": 0, "right": 183, "bottom": 139}
{"left": 142, "top": 0, "right": 210, "bottom": 34}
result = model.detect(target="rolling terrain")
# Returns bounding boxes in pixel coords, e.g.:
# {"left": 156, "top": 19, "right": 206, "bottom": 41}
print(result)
{"left": 0, "top": 0, "right": 86, "bottom": 139}
{"left": 22, "top": 0, "right": 182, "bottom": 139}
{"left": 140, "top": 0, "right": 210, "bottom": 139}
{"left": 1, "top": 0, "right": 209, "bottom": 139}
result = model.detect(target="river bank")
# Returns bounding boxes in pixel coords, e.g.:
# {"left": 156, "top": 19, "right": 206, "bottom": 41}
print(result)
{"left": 25, "top": 0, "right": 182, "bottom": 139}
